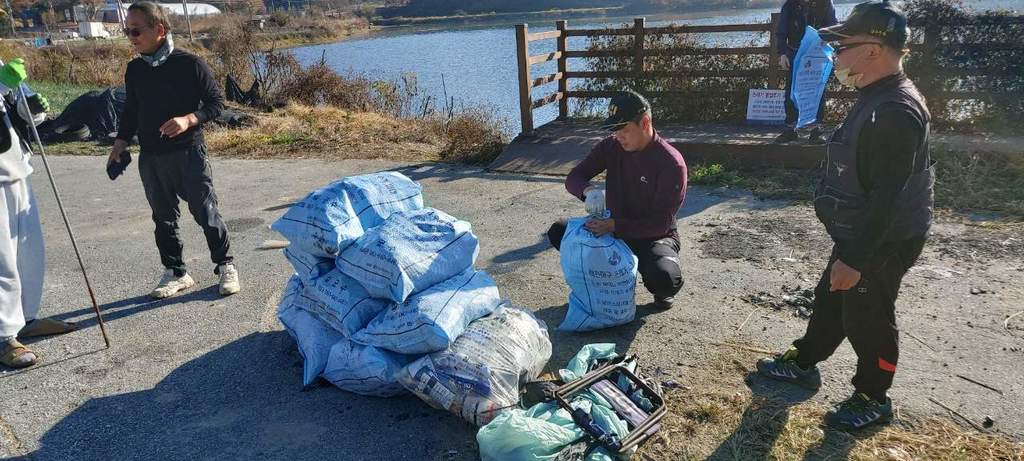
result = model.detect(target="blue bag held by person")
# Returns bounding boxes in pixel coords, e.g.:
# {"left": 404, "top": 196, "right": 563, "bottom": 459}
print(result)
{"left": 791, "top": 26, "right": 835, "bottom": 129}
{"left": 271, "top": 171, "right": 424, "bottom": 258}
{"left": 558, "top": 217, "right": 638, "bottom": 331}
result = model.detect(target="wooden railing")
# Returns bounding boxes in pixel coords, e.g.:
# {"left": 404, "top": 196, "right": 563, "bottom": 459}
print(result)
{"left": 515, "top": 15, "right": 782, "bottom": 135}
{"left": 514, "top": 15, "right": 1024, "bottom": 135}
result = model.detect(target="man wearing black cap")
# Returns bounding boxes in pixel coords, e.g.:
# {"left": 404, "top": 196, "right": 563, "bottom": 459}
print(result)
{"left": 546, "top": 90, "right": 687, "bottom": 310}
{"left": 757, "top": 1, "right": 934, "bottom": 430}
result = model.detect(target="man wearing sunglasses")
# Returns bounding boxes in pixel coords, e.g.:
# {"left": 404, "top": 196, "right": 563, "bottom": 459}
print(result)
{"left": 757, "top": 1, "right": 934, "bottom": 430}
{"left": 108, "top": 1, "right": 240, "bottom": 299}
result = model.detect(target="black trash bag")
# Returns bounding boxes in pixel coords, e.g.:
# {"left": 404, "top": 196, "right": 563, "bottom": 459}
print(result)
{"left": 225, "top": 74, "right": 261, "bottom": 106}
{"left": 37, "top": 87, "right": 126, "bottom": 143}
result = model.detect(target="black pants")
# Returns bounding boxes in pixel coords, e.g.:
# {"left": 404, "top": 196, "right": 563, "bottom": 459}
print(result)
{"left": 139, "top": 144, "right": 232, "bottom": 276}
{"left": 784, "top": 61, "right": 828, "bottom": 126}
{"left": 547, "top": 219, "right": 684, "bottom": 299}
{"left": 793, "top": 237, "right": 926, "bottom": 402}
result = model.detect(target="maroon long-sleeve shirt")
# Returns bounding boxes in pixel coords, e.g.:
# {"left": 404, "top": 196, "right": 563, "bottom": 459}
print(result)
{"left": 566, "top": 132, "right": 688, "bottom": 240}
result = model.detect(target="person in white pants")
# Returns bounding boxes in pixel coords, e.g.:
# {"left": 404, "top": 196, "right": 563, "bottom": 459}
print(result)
{"left": 0, "top": 59, "right": 76, "bottom": 369}
{"left": 0, "top": 177, "right": 47, "bottom": 367}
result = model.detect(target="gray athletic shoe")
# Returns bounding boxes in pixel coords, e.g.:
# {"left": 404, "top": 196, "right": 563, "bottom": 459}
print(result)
{"left": 756, "top": 348, "right": 822, "bottom": 390}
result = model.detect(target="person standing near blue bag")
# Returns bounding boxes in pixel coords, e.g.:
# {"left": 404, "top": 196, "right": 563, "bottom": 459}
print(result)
{"left": 107, "top": 2, "right": 239, "bottom": 299}
{"left": 547, "top": 91, "right": 687, "bottom": 311}
{"left": 757, "top": 1, "right": 934, "bottom": 430}
{"left": 774, "top": 0, "right": 838, "bottom": 144}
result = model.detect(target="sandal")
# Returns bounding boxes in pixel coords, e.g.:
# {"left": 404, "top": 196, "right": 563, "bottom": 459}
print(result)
{"left": 1, "top": 339, "right": 38, "bottom": 369}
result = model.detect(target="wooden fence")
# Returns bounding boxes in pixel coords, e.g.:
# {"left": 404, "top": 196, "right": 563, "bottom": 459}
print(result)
{"left": 515, "top": 14, "right": 1024, "bottom": 135}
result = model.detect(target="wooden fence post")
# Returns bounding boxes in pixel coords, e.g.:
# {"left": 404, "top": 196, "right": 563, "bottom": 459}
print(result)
{"left": 919, "top": 20, "right": 945, "bottom": 119}
{"left": 556, "top": 20, "right": 569, "bottom": 120}
{"left": 633, "top": 17, "right": 646, "bottom": 89}
{"left": 515, "top": 24, "right": 534, "bottom": 135}
{"left": 768, "top": 12, "right": 780, "bottom": 89}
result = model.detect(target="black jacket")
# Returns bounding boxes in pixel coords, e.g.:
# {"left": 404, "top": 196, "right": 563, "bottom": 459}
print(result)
{"left": 116, "top": 48, "right": 224, "bottom": 154}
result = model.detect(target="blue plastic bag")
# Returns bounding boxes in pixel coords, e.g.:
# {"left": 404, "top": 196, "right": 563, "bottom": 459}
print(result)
{"left": 337, "top": 208, "right": 480, "bottom": 303}
{"left": 283, "top": 246, "right": 335, "bottom": 283}
{"left": 271, "top": 171, "right": 423, "bottom": 258}
{"left": 352, "top": 270, "right": 501, "bottom": 354}
{"left": 791, "top": 26, "right": 835, "bottom": 128}
{"left": 322, "top": 339, "right": 413, "bottom": 397}
{"left": 305, "top": 269, "right": 391, "bottom": 337}
{"left": 558, "top": 218, "right": 638, "bottom": 331}
{"left": 277, "top": 276, "right": 345, "bottom": 388}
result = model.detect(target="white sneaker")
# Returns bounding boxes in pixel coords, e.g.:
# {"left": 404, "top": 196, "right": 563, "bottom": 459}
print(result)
{"left": 218, "top": 264, "right": 240, "bottom": 296}
{"left": 150, "top": 270, "right": 196, "bottom": 299}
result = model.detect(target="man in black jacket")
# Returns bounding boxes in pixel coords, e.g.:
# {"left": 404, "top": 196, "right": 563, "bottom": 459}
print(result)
{"left": 757, "top": 1, "right": 933, "bottom": 431}
{"left": 775, "top": 0, "right": 837, "bottom": 144}
{"left": 108, "top": 1, "right": 239, "bottom": 299}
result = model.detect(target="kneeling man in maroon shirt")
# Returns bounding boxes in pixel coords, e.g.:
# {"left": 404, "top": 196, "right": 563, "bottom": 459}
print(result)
{"left": 547, "top": 90, "right": 688, "bottom": 309}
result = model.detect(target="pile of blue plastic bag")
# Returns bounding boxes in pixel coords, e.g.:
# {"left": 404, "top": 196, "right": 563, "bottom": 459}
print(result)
{"left": 273, "top": 171, "right": 552, "bottom": 426}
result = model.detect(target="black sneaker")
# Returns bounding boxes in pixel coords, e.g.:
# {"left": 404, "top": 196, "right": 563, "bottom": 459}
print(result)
{"left": 756, "top": 348, "right": 821, "bottom": 390}
{"left": 653, "top": 296, "right": 674, "bottom": 310}
{"left": 825, "top": 392, "right": 894, "bottom": 430}
{"left": 774, "top": 128, "right": 798, "bottom": 144}
{"left": 807, "top": 127, "right": 826, "bottom": 145}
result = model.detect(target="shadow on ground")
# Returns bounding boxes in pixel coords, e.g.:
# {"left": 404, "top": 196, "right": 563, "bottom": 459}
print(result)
{"left": 707, "top": 372, "right": 883, "bottom": 460}
{"left": 27, "top": 332, "right": 479, "bottom": 461}
{"left": 33, "top": 286, "right": 224, "bottom": 335}
{"left": 535, "top": 302, "right": 667, "bottom": 372}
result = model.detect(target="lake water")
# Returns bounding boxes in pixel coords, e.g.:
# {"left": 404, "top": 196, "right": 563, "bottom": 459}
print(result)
{"left": 292, "top": 0, "right": 1021, "bottom": 132}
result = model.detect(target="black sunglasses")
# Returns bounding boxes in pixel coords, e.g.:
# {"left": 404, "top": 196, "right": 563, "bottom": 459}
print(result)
{"left": 834, "top": 41, "right": 882, "bottom": 54}
{"left": 122, "top": 26, "right": 148, "bottom": 37}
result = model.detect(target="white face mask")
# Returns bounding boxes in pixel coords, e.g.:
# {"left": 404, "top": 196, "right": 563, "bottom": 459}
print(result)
{"left": 834, "top": 66, "right": 863, "bottom": 88}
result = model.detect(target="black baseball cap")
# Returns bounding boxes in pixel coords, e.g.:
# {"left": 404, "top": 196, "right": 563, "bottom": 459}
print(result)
{"left": 600, "top": 90, "right": 651, "bottom": 131}
{"left": 818, "top": 1, "right": 909, "bottom": 49}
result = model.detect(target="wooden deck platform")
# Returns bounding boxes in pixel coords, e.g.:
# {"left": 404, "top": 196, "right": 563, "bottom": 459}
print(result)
{"left": 490, "top": 120, "right": 1023, "bottom": 176}
{"left": 490, "top": 120, "right": 825, "bottom": 175}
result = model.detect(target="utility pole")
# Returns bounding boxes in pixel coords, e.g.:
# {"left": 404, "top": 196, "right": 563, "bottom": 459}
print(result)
{"left": 181, "top": 0, "right": 193, "bottom": 41}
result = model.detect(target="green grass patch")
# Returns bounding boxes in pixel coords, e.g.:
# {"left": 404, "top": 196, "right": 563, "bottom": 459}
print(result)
{"left": 689, "top": 163, "right": 816, "bottom": 201}
{"left": 29, "top": 80, "right": 103, "bottom": 114}
{"left": 43, "top": 141, "right": 108, "bottom": 156}
{"left": 690, "top": 148, "right": 1024, "bottom": 220}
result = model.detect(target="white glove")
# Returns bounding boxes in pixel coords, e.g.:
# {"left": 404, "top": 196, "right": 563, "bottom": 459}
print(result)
{"left": 584, "top": 187, "right": 606, "bottom": 216}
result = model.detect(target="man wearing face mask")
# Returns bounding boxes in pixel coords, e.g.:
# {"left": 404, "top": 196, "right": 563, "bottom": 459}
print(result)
{"left": 546, "top": 91, "right": 687, "bottom": 310}
{"left": 108, "top": 1, "right": 239, "bottom": 299}
{"left": 756, "top": 1, "right": 934, "bottom": 430}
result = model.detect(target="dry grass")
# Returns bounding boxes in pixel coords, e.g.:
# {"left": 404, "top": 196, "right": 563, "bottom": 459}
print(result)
{"left": 932, "top": 148, "right": 1024, "bottom": 218}
{"left": 206, "top": 103, "right": 443, "bottom": 160}
{"left": 0, "top": 40, "right": 133, "bottom": 87}
{"left": 207, "top": 103, "right": 507, "bottom": 164}
{"left": 637, "top": 345, "right": 1024, "bottom": 460}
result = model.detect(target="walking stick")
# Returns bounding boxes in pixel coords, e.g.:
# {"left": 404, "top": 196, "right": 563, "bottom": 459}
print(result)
{"left": 11, "top": 83, "right": 111, "bottom": 348}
